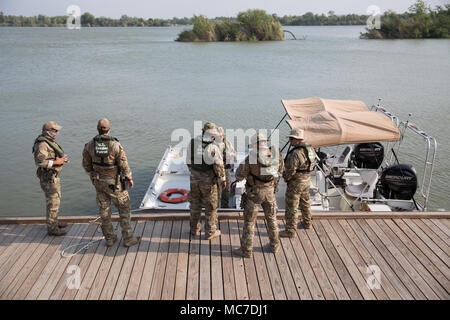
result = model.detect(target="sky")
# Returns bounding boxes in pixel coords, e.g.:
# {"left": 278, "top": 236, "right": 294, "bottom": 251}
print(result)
{"left": 1, "top": 0, "right": 448, "bottom": 18}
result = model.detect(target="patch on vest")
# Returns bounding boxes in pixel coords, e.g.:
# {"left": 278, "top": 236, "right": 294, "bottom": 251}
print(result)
{"left": 94, "top": 137, "right": 110, "bottom": 158}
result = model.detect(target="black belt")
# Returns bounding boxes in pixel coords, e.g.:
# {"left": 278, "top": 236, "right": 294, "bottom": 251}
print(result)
{"left": 93, "top": 162, "right": 117, "bottom": 167}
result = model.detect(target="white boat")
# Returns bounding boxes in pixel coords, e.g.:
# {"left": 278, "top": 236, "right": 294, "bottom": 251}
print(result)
{"left": 140, "top": 97, "right": 437, "bottom": 213}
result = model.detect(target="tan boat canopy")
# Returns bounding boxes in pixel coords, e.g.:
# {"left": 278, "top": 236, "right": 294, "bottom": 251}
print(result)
{"left": 282, "top": 97, "right": 401, "bottom": 148}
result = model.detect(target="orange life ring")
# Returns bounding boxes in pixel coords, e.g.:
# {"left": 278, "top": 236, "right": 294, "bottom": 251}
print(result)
{"left": 158, "top": 188, "right": 189, "bottom": 203}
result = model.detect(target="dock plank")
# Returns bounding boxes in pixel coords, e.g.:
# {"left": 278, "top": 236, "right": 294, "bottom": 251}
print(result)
{"left": 377, "top": 219, "right": 449, "bottom": 299}
{"left": 357, "top": 219, "right": 426, "bottom": 300}
{"left": 186, "top": 221, "right": 200, "bottom": 300}
{"left": 112, "top": 222, "right": 146, "bottom": 300}
{"left": 62, "top": 223, "right": 105, "bottom": 300}
{"left": 136, "top": 220, "right": 164, "bottom": 300}
{"left": 124, "top": 221, "right": 155, "bottom": 300}
{"left": 393, "top": 219, "right": 450, "bottom": 280}
{"left": 251, "top": 219, "right": 274, "bottom": 300}
{"left": 319, "top": 220, "right": 376, "bottom": 300}
{"left": 48, "top": 223, "right": 100, "bottom": 300}
{"left": 73, "top": 222, "right": 118, "bottom": 300}
{"left": 430, "top": 219, "right": 450, "bottom": 238}
{"left": 256, "top": 220, "right": 287, "bottom": 300}
{"left": 331, "top": 220, "right": 390, "bottom": 300}
{"left": 237, "top": 220, "right": 261, "bottom": 300}
{"left": 161, "top": 220, "right": 182, "bottom": 300}
{"left": 25, "top": 224, "right": 84, "bottom": 300}
{"left": 219, "top": 220, "right": 236, "bottom": 299}
{"left": 149, "top": 220, "right": 173, "bottom": 300}
{"left": 346, "top": 219, "right": 413, "bottom": 300}
{"left": 37, "top": 223, "right": 92, "bottom": 300}
{"left": 210, "top": 221, "right": 224, "bottom": 300}
{"left": 305, "top": 225, "right": 350, "bottom": 299}
{"left": 0, "top": 224, "right": 22, "bottom": 257}
{"left": 229, "top": 220, "right": 249, "bottom": 300}
{"left": 278, "top": 221, "right": 312, "bottom": 300}
{"left": 295, "top": 223, "right": 336, "bottom": 300}
{"left": 365, "top": 219, "right": 439, "bottom": 300}
{"left": 415, "top": 219, "right": 450, "bottom": 254}
{"left": 199, "top": 223, "right": 211, "bottom": 300}
{"left": 173, "top": 220, "right": 190, "bottom": 300}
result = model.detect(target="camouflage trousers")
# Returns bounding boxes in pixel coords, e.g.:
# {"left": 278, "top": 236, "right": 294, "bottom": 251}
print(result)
{"left": 285, "top": 177, "right": 312, "bottom": 233}
{"left": 189, "top": 180, "right": 218, "bottom": 238}
{"left": 93, "top": 178, "right": 133, "bottom": 241}
{"left": 219, "top": 169, "right": 231, "bottom": 208}
{"left": 240, "top": 185, "right": 279, "bottom": 254}
{"left": 39, "top": 176, "right": 61, "bottom": 232}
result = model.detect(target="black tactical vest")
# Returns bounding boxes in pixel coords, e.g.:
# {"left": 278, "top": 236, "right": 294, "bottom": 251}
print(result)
{"left": 190, "top": 137, "right": 214, "bottom": 171}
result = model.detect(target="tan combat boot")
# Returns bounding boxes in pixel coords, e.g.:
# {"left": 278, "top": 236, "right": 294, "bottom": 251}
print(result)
{"left": 105, "top": 235, "right": 118, "bottom": 247}
{"left": 279, "top": 230, "right": 296, "bottom": 238}
{"left": 271, "top": 243, "right": 280, "bottom": 254}
{"left": 58, "top": 221, "right": 68, "bottom": 228}
{"left": 124, "top": 236, "right": 141, "bottom": 247}
{"left": 206, "top": 230, "right": 221, "bottom": 241}
{"left": 233, "top": 247, "right": 252, "bottom": 258}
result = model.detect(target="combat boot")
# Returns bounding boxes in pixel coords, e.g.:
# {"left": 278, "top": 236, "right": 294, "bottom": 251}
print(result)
{"left": 233, "top": 247, "right": 252, "bottom": 259}
{"left": 301, "top": 221, "right": 312, "bottom": 229}
{"left": 206, "top": 230, "right": 221, "bottom": 241}
{"left": 58, "top": 221, "right": 68, "bottom": 228}
{"left": 105, "top": 234, "right": 118, "bottom": 247}
{"left": 124, "top": 236, "right": 141, "bottom": 248}
{"left": 190, "top": 228, "right": 201, "bottom": 236}
{"left": 270, "top": 243, "right": 280, "bottom": 254}
{"left": 279, "top": 230, "right": 296, "bottom": 238}
{"left": 48, "top": 227, "right": 67, "bottom": 236}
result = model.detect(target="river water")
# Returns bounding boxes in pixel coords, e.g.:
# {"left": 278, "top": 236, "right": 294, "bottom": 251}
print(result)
{"left": 0, "top": 26, "right": 449, "bottom": 216}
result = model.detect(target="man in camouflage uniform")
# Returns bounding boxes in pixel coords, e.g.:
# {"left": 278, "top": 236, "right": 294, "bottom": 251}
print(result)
{"left": 280, "top": 128, "right": 316, "bottom": 237}
{"left": 33, "top": 121, "right": 69, "bottom": 236}
{"left": 186, "top": 122, "right": 225, "bottom": 240}
{"left": 233, "top": 133, "right": 284, "bottom": 258}
{"left": 82, "top": 119, "right": 141, "bottom": 247}
{"left": 217, "top": 126, "right": 236, "bottom": 208}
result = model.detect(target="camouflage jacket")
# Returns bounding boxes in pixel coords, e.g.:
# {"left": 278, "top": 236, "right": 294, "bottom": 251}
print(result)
{"left": 82, "top": 136, "right": 132, "bottom": 180}
{"left": 33, "top": 138, "right": 64, "bottom": 174}
{"left": 236, "top": 148, "right": 284, "bottom": 188}
{"left": 283, "top": 144, "right": 315, "bottom": 182}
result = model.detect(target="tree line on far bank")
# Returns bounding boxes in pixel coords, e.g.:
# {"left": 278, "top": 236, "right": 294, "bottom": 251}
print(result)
{"left": 0, "top": 10, "right": 370, "bottom": 28}
{"left": 361, "top": 1, "right": 450, "bottom": 39}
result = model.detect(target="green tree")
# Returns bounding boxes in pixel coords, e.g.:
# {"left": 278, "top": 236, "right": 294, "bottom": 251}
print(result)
{"left": 81, "top": 12, "right": 95, "bottom": 26}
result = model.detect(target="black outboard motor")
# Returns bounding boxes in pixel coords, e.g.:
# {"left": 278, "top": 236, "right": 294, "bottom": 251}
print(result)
{"left": 352, "top": 142, "right": 384, "bottom": 169}
{"left": 379, "top": 164, "right": 418, "bottom": 200}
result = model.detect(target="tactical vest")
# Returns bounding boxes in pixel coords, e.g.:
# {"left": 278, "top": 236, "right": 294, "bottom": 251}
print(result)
{"left": 32, "top": 135, "right": 65, "bottom": 158}
{"left": 92, "top": 135, "right": 119, "bottom": 168}
{"left": 285, "top": 143, "right": 315, "bottom": 173}
{"left": 190, "top": 137, "right": 214, "bottom": 172}
{"left": 248, "top": 147, "right": 279, "bottom": 185}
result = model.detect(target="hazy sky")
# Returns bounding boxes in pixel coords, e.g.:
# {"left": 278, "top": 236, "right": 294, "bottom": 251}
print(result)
{"left": 1, "top": 0, "right": 448, "bottom": 18}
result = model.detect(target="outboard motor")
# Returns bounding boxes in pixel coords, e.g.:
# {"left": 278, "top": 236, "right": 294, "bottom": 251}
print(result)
{"left": 352, "top": 142, "right": 384, "bottom": 169}
{"left": 379, "top": 164, "right": 418, "bottom": 200}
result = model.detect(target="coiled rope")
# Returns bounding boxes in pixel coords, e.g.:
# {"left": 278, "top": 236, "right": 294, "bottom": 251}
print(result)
{"left": 60, "top": 208, "right": 143, "bottom": 259}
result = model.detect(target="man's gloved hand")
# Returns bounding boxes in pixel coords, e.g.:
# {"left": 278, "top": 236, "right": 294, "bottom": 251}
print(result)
{"left": 53, "top": 155, "right": 68, "bottom": 165}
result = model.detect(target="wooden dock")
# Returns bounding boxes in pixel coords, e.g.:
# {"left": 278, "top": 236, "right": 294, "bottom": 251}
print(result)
{"left": 0, "top": 212, "right": 449, "bottom": 300}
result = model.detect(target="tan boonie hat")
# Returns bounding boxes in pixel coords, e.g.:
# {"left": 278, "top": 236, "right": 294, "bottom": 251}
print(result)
{"left": 203, "top": 122, "right": 217, "bottom": 131}
{"left": 204, "top": 127, "right": 220, "bottom": 138}
{"left": 287, "top": 128, "right": 305, "bottom": 140}
{"left": 249, "top": 133, "right": 268, "bottom": 148}
{"left": 42, "top": 121, "right": 62, "bottom": 131}
{"left": 97, "top": 118, "right": 111, "bottom": 131}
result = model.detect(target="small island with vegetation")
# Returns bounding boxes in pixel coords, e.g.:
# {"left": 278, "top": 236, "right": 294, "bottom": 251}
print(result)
{"left": 176, "top": 10, "right": 284, "bottom": 42}
{"left": 361, "top": 1, "right": 450, "bottom": 39}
